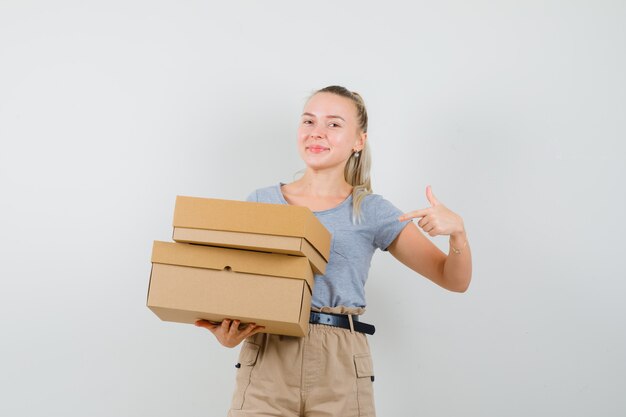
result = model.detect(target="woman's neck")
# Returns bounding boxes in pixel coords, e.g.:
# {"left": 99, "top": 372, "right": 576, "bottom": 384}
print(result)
{"left": 289, "top": 170, "right": 352, "bottom": 198}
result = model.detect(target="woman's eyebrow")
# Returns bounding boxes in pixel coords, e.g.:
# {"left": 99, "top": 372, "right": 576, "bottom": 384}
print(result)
{"left": 301, "top": 112, "right": 346, "bottom": 121}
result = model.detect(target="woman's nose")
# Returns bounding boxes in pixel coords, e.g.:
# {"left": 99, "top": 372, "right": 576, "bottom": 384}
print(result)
{"left": 310, "top": 125, "right": 326, "bottom": 138}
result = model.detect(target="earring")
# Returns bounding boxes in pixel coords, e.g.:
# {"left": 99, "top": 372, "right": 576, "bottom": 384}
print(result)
{"left": 353, "top": 151, "right": 360, "bottom": 158}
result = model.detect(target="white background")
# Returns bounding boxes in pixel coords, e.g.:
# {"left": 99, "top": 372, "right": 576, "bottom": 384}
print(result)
{"left": 1, "top": 1, "right": 625, "bottom": 416}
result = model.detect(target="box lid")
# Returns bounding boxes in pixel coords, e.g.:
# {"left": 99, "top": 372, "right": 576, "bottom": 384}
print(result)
{"left": 151, "top": 241, "right": 314, "bottom": 290}
{"left": 172, "top": 227, "right": 328, "bottom": 275}
{"left": 173, "top": 196, "right": 331, "bottom": 261}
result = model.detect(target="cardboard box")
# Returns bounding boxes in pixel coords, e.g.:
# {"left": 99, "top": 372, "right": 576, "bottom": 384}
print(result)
{"left": 147, "top": 241, "right": 314, "bottom": 337}
{"left": 172, "top": 196, "right": 331, "bottom": 275}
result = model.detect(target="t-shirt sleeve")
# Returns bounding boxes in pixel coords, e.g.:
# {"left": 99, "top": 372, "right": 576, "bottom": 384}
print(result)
{"left": 373, "top": 196, "right": 411, "bottom": 251}
{"left": 245, "top": 190, "right": 258, "bottom": 202}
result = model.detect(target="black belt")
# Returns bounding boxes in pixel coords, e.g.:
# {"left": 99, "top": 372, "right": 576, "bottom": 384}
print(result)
{"left": 309, "top": 311, "right": 375, "bottom": 335}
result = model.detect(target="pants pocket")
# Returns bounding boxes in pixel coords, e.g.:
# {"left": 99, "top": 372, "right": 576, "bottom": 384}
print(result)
{"left": 354, "top": 353, "right": 376, "bottom": 417}
{"left": 230, "top": 341, "right": 261, "bottom": 410}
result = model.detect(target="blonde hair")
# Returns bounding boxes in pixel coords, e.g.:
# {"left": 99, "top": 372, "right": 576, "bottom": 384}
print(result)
{"left": 310, "top": 85, "right": 372, "bottom": 224}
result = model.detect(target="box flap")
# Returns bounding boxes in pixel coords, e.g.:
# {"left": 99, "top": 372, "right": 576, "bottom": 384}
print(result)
{"left": 173, "top": 196, "right": 331, "bottom": 261}
{"left": 151, "top": 241, "right": 314, "bottom": 289}
{"left": 172, "top": 228, "right": 327, "bottom": 275}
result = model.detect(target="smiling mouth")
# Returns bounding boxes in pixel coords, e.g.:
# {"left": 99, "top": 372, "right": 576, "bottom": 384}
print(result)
{"left": 306, "top": 145, "right": 329, "bottom": 151}
{"left": 306, "top": 146, "right": 329, "bottom": 154}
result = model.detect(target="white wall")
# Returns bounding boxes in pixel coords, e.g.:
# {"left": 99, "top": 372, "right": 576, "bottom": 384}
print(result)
{"left": 1, "top": 1, "right": 625, "bottom": 416}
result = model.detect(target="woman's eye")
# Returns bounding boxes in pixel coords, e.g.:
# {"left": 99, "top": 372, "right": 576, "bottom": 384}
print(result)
{"left": 303, "top": 120, "right": 312, "bottom": 125}
{"left": 329, "top": 122, "right": 341, "bottom": 127}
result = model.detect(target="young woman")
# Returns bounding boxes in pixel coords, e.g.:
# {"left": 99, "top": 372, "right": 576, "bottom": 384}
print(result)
{"left": 195, "top": 85, "right": 472, "bottom": 417}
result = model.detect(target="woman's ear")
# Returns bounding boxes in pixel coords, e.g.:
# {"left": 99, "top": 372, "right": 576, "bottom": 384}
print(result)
{"left": 355, "top": 132, "right": 367, "bottom": 151}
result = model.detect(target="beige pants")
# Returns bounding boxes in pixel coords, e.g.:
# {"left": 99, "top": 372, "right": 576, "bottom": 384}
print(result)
{"left": 227, "top": 307, "right": 376, "bottom": 417}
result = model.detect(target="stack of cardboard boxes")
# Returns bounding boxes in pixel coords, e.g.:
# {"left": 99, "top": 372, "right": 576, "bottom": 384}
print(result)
{"left": 147, "top": 196, "right": 331, "bottom": 337}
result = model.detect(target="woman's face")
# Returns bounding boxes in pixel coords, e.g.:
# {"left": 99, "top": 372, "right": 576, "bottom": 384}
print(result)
{"left": 297, "top": 92, "right": 365, "bottom": 172}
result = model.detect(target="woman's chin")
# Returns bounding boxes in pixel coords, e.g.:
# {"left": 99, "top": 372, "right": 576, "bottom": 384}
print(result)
{"left": 303, "top": 159, "right": 345, "bottom": 173}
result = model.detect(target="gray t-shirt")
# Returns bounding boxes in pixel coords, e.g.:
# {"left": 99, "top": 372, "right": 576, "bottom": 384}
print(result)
{"left": 246, "top": 183, "right": 411, "bottom": 309}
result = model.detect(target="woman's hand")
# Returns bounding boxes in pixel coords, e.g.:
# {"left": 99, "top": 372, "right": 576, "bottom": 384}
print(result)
{"left": 398, "top": 185, "right": 465, "bottom": 238}
{"left": 194, "top": 319, "right": 265, "bottom": 348}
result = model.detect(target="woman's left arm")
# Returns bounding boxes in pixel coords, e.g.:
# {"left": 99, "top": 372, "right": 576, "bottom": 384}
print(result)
{"left": 387, "top": 185, "right": 472, "bottom": 293}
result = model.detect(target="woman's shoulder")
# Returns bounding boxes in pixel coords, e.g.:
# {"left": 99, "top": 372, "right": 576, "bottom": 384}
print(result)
{"left": 362, "top": 191, "right": 395, "bottom": 207}
{"left": 245, "top": 183, "right": 282, "bottom": 203}
{"left": 360, "top": 192, "right": 403, "bottom": 216}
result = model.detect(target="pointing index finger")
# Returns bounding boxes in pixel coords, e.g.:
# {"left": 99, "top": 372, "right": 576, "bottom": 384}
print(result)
{"left": 398, "top": 208, "right": 429, "bottom": 222}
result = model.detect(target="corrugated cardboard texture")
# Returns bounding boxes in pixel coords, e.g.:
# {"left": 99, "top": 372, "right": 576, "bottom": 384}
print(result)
{"left": 172, "top": 196, "right": 331, "bottom": 261}
{"left": 172, "top": 227, "right": 327, "bottom": 275}
{"left": 152, "top": 241, "right": 314, "bottom": 289}
{"left": 148, "top": 261, "right": 312, "bottom": 337}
